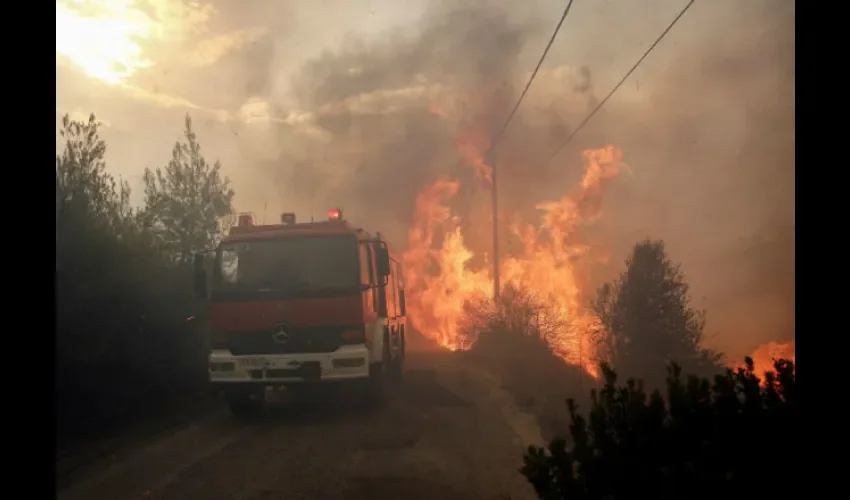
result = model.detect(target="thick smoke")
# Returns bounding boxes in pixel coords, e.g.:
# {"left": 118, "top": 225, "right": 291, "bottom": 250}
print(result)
{"left": 229, "top": 0, "right": 794, "bottom": 357}
{"left": 232, "top": 0, "right": 575, "bottom": 247}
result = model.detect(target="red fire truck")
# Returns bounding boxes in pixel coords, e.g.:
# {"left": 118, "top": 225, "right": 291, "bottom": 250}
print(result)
{"left": 192, "top": 209, "right": 407, "bottom": 416}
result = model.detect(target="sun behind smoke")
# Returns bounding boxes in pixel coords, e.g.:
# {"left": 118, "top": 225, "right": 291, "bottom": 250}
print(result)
{"left": 402, "top": 145, "right": 627, "bottom": 378}
{"left": 55, "top": 0, "right": 160, "bottom": 84}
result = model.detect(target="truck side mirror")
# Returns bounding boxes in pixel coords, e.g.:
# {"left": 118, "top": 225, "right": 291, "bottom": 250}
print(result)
{"left": 193, "top": 253, "right": 207, "bottom": 297}
{"left": 375, "top": 245, "right": 390, "bottom": 278}
{"left": 399, "top": 289, "right": 406, "bottom": 316}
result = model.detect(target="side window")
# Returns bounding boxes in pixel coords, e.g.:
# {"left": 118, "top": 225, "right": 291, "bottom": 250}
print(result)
{"left": 396, "top": 262, "right": 406, "bottom": 316}
{"left": 395, "top": 261, "right": 404, "bottom": 290}
{"left": 359, "top": 243, "right": 373, "bottom": 285}
{"left": 387, "top": 259, "right": 398, "bottom": 317}
{"left": 359, "top": 242, "right": 377, "bottom": 312}
{"left": 366, "top": 244, "right": 377, "bottom": 284}
{"left": 392, "top": 261, "right": 401, "bottom": 313}
{"left": 216, "top": 246, "right": 240, "bottom": 286}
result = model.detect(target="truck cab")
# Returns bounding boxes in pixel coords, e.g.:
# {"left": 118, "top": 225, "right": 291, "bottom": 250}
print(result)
{"left": 193, "top": 209, "right": 406, "bottom": 416}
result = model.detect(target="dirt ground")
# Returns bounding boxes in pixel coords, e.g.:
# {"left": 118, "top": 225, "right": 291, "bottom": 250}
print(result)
{"left": 56, "top": 350, "right": 544, "bottom": 500}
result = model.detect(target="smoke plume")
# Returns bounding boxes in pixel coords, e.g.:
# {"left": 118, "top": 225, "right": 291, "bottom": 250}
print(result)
{"left": 226, "top": 0, "right": 793, "bottom": 357}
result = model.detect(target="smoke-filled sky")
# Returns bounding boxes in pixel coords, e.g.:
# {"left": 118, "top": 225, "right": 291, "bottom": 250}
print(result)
{"left": 56, "top": 0, "right": 794, "bottom": 359}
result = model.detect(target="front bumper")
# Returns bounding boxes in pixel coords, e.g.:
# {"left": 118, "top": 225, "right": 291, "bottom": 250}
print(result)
{"left": 208, "top": 344, "right": 371, "bottom": 385}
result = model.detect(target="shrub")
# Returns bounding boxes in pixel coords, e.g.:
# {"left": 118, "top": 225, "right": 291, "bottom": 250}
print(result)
{"left": 55, "top": 113, "right": 228, "bottom": 444}
{"left": 520, "top": 357, "right": 796, "bottom": 499}
{"left": 466, "top": 285, "right": 565, "bottom": 355}
{"left": 466, "top": 286, "right": 596, "bottom": 439}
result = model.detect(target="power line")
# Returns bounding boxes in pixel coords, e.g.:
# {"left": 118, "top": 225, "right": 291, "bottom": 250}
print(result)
{"left": 493, "top": 0, "right": 576, "bottom": 146}
{"left": 545, "top": 0, "right": 696, "bottom": 165}
{"left": 489, "top": 0, "right": 575, "bottom": 302}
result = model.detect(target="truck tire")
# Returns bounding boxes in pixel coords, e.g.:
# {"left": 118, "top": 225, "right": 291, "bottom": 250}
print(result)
{"left": 225, "top": 390, "right": 263, "bottom": 418}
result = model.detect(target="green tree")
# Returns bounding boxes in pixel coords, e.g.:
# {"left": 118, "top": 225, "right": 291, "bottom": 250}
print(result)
{"left": 56, "top": 113, "right": 131, "bottom": 231}
{"left": 593, "top": 239, "right": 721, "bottom": 386}
{"left": 55, "top": 113, "right": 216, "bottom": 445}
{"left": 520, "top": 358, "right": 797, "bottom": 499}
{"left": 143, "top": 114, "right": 234, "bottom": 262}
{"left": 56, "top": 113, "right": 131, "bottom": 369}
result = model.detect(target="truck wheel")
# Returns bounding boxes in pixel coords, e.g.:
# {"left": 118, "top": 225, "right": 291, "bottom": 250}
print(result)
{"left": 225, "top": 390, "right": 263, "bottom": 418}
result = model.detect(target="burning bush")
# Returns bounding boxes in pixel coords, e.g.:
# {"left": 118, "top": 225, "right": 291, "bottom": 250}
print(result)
{"left": 520, "top": 357, "right": 797, "bottom": 500}
{"left": 465, "top": 285, "right": 597, "bottom": 439}
{"left": 403, "top": 145, "right": 627, "bottom": 376}
{"left": 464, "top": 284, "right": 566, "bottom": 353}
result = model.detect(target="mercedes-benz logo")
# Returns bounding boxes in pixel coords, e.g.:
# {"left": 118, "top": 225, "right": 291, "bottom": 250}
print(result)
{"left": 272, "top": 323, "right": 291, "bottom": 344}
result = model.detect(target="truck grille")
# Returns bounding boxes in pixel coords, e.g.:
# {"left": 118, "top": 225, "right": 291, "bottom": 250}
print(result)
{"left": 226, "top": 327, "right": 344, "bottom": 356}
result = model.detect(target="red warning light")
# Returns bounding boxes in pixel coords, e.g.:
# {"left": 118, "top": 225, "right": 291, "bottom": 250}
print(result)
{"left": 238, "top": 214, "right": 253, "bottom": 226}
{"left": 328, "top": 208, "right": 342, "bottom": 220}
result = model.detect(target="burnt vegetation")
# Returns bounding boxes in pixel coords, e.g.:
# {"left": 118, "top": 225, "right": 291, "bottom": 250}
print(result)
{"left": 56, "top": 113, "right": 233, "bottom": 449}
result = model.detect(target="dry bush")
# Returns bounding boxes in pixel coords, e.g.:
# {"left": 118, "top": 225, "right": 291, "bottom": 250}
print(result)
{"left": 464, "top": 285, "right": 596, "bottom": 439}
{"left": 462, "top": 285, "right": 565, "bottom": 354}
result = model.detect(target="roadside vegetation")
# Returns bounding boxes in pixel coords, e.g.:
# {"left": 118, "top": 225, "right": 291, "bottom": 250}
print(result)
{"left": 56, "top": 113, "right": 233, "bottom": 451}
{"left": 520, "top": 357, "right": 796, "bottom": 499}
{"left": 467, "top": 239, "right": 727, "bottom": 437}
{"left": 466, "top": 239, "right": 794, "bottom": 497}
{"left": 463, "top": 286, "right": 595, "bottom": 439}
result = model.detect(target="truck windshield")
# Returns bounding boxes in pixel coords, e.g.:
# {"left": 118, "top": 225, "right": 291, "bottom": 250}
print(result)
{"left": 213, "top": 235, "right": 359, "bottom": 297}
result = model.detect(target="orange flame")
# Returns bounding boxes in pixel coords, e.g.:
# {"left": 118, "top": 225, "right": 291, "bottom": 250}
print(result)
{"left": 402, "top": 143, "right": 627, "bottom": 378}
{"left": 740, "top": 340, "right": 796, "bottom": 377}
{"left": 455, "top": 127, "right": 493, "bottom": 183}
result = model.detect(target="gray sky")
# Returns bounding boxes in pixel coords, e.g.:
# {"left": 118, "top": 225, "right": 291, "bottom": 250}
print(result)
{"left": 56, "top": 0, "right": 794, "bottom": 359}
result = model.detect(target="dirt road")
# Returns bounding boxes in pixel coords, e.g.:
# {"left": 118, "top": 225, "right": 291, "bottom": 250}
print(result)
{"left": 57, "top": 350, "right": 543, "bottom": 500}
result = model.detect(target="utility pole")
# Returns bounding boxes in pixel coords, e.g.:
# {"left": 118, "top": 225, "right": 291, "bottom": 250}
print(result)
{"left": 578, "top": 330, "right": 584, "bottom": 393}
{"left": 490, "top": 147, "right": 500, "bottom": 301}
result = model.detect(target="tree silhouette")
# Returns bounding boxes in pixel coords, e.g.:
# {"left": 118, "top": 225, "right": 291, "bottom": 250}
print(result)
{"left": 593, "top": 239, "right": 721, "bottom": 387}
{"left": 520, "top": 357, "right": 797, "bottom": 499}
{"left": 56, "top": 112, "right": 216, "bottom": 444}
{"left": 143, "top": 114, "right": 234, "bottom": 262}
{"left": 56, "top": 113, "right": 131, "bottom": 231}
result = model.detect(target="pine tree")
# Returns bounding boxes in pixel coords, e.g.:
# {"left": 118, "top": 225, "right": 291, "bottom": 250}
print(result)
{"left": 143, "top": 113, "right": 234, "bottom": 262}
{"left": 593, "top": 239, "right": 721, "bottom": 387}
{"left": 55, "top": 113, "right": 131, "bottom": 231}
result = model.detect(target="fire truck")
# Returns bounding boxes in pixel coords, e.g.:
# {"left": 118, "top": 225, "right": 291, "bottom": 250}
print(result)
{"left": 192, "top": 208, "right": 407, "bottom": 416}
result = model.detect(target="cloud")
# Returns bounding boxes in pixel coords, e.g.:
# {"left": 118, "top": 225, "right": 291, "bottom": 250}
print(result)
{"left": 141, "top": 0, "right": 215, "bottom": 37}
{"left": 118, "top": 83, "right": 232, "bottom": 121}
{"left": 186, "top": 27, "right": 269, "bottom": 67}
